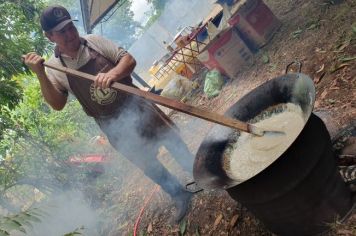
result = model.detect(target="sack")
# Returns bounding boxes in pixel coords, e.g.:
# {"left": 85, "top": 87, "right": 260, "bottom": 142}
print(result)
{"left": 161, "top": 73, "right": 196, "bottom": 100}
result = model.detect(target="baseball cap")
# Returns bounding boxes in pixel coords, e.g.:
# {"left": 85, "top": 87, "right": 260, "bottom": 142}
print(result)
{"left": 40, "top": 5, "right": 77, "bottom": 32}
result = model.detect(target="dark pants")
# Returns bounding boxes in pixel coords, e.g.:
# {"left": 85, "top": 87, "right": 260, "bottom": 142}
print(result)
{"left": 95, "top": 99, "right": 193, "bottom": 198}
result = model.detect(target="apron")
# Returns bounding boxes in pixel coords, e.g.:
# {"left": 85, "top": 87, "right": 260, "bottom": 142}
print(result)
{"left": 57, "top": 39, "right": 192, "bottom": 197}
{"left": 57, "top": 38, "right": 176, "bottom": 139}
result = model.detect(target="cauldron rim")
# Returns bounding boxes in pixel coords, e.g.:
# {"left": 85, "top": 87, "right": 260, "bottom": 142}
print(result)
{"left": 193, "top": 73, "right": 316, "bottom": 189}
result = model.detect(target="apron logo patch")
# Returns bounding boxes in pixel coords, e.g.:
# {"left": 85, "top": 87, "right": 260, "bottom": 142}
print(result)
{"left": 90, "top": 84, "right": 117, "bottom": 105}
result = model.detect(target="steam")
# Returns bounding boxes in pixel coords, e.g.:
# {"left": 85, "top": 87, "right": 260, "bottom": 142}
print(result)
{"left": 98, "top": 96, "right": 194, "bottom": 184}
{"left": 27, "top": 191, "right": 100, "bottom": 236}
{"left": 13, "top": 83, "right": 196, "bottom": 235}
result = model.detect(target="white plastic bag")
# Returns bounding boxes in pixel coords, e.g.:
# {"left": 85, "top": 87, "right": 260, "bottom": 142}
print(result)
{"left": 161, "top": 73, "right": 196, "bottom": 100}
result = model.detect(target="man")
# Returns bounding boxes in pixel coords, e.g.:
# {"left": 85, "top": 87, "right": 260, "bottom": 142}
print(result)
{"left": 23, "top": 5, "right": 193, "bottom": 223}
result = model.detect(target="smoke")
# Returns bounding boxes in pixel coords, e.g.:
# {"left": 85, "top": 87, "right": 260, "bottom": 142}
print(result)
{"left": 8, "top": 90, "right": 196, "bottom": 235}
{"left": 26, "top": 190, "right": 100, "bottom": 236}
{"left": 94, "top": 97, "right": 195, "bottom": 206}
{"left": 99, "top": 96, "right": 194, "bottom": 182}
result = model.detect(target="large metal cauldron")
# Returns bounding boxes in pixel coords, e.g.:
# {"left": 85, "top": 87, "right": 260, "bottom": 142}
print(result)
{"left": 193, "top": 73, "right": 354, "bottom": 235}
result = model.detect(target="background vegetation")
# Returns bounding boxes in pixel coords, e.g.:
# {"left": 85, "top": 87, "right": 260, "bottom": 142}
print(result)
{"left": 0, "top": 0, "right": 168, "bottom": 234}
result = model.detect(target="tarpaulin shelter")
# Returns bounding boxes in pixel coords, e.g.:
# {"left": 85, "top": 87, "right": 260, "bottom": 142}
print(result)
{"left": 79, "top": 0, "right": 151, "bottom": 88}
{"left": 80, "top": 0, "right": 120, "bottom": 33}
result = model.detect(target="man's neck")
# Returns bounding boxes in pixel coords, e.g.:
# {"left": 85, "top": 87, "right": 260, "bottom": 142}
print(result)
{"left": 58, "top": 46, "right": 80, "bottom": 59}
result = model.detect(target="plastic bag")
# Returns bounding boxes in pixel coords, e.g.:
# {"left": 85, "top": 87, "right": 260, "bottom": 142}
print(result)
{"left": 204, "top": 69, "right": 225, "bottom": 98}
{"left": 161, "top": 73, "right": 196, "bottom": 100}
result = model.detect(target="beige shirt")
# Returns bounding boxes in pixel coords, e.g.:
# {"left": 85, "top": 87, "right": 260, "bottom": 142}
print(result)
{"left": 46, "top": 34, "right": 127, "bottom": 95}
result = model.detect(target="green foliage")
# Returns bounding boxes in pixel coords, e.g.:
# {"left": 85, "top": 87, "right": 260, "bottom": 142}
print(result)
{"left": 0, "top": 79, "right": 22, "bottom": 110}
{"left": 179, "top": 219, "right": 187, "bottom": 235}
{"left": 63, "top": 226, "right": 84, "bottom": 236}
{"left": 147, "top": 0, "right": 168, "bottom": 14}
{"left": 0, "top": 0, "right": 47, "bottom": 79}
{"left": 0, "top": 73, "right": 101, "bottom": 211}
{"left": 93, "top": 0, "right": 142, "bottom": 49}
{"left": 144, "top": 0, "right": 169, "bottom": 28}
{"left": 0, "top": 207, "right": 44, "bottom": 235}
{"left": 0, "top": 0, "right": 49, "bottom": 136}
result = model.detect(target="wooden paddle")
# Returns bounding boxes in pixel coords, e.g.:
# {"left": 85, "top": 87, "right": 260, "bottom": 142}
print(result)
{"left": 43, "top": 62, "right": 280, "bottom": 136}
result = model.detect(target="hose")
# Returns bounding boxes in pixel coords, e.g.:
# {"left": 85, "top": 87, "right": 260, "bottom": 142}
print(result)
{"left": 133, "top": 184, "right": 159, "bottom": 236}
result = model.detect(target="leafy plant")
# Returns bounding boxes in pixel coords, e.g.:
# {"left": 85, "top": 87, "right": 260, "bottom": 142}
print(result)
{"left": 63, "top": 226, "right": 84, "bottom": 236}
{"left": 0, "top": 207, "right": 44, "bottom": 235}
{"left": 92, "top": 0, "right": 142, "bottom": 49}
{"left": 179, "top": 219, "right": 187, "bottom": 235}
{"left": 0, "top": 73, "right": 101, "bottom": 211}
{"left": 0, "top": 0, "right": 49, "bottom": 138}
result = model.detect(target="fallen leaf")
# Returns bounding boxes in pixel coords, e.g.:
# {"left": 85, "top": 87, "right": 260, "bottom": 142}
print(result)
{"left": 341, "top": 103, "right": 351, "bottom": 109}
{"left": 315, "top": 48, "right": 327, "bottom": 53}
{"left": 230, "top": 214, "right": 239, "bottom": 228}
{"left": 170, "top": 228, "right": 180, "bottom": 233}
{"left": 291, "top": 29, "right": 303, "bottom": 38}
{"left": 327, "top": 99, "right": 336, "bottom": 104}
{"left": 306, "top": 22, "right": 319, "bottom": 30}
{"left": 336, "top": 41, "right": 350, "bottom": 51}
{"left": 338, "top": 56, "right": 356, "bottom": 63}
{"left": 336, "top": 229, "right": 353, "bottom": 235}
{"left": 330, "top": 63, "right": 350, "bottom": 73}
{"left": 262, "top": 54, "right": 269, "bottom": 64}
{"left": 314, "top": 71, "right": 326, "bottom": 84}
{"left": 320, "top": 90, "right": 328, "bottom": 100}
{"left": 316, "top": 64, "right": 325, "bottom": 73}
{"left": 213, "top": 213, "right": 223, "bottom": 229}
{"left": 147, "top": 223, "right": 153, "bottom": 233}
{"left": 314, "top": 100, "right": 320, "bottom": 108}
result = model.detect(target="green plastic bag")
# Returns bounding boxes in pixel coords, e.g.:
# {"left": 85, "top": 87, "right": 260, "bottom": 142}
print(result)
{"left": 204, "top": 69, "right": 224, "bottom": 98}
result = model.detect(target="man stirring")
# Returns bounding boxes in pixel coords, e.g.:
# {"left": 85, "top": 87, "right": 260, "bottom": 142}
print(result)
{"left": 23, "top": 5, "right": 193, "bottom": 223}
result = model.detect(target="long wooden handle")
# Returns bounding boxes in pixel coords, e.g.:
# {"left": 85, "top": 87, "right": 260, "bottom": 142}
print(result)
{"left": 44, "top": 62, "right": 261, "bottom": 135}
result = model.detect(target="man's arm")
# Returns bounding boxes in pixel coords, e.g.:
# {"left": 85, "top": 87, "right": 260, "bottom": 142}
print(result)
{"left": 94, "top": 53, "right": 136, "bottom": 89}
{"left": 23, "top": 52, "right": 67, "bottom": 110}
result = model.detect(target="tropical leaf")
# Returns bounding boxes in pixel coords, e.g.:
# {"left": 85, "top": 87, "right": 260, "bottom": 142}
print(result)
{"left": 0, "top": 218, "right": 26, "bottom": 233}
{"left": 0, "top": 229, "right": 10, "bottom": 236}
{"left": 179, "top": 219, "right": 187, "bottom": 235}
{"left": 63, "top": 226, "right": 84, "bottom": 236}
{"left": 0, "top": 206, "right": 46, "bottom": 234}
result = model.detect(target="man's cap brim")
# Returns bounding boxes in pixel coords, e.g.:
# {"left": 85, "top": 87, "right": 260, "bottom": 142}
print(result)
{"left": 51, "top": 19, "right": 78, "bottom": 32}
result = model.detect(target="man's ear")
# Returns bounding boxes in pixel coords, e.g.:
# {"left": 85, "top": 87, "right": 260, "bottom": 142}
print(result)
{"left": 45, "top": 32, "right": 54, "bottom": 42}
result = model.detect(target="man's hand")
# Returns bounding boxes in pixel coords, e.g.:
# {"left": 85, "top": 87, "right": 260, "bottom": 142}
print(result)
{"left": 94, "top": 53, "right": 136, "bottom": 89}
{"left": 23, "top": 52, "right": 46, "bottom": 76}
{"left": 95, "top": 72, "right": 116, "bottom": 89}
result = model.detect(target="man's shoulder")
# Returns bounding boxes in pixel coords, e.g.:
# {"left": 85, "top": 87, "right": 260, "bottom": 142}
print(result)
{"left": 84, "top": 34, "right": 108, "bottom": 46}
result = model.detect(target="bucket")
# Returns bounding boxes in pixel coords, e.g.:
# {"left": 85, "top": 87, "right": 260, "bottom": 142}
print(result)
{"left": 193, "top": 72, "right": 354, "bottom": 235}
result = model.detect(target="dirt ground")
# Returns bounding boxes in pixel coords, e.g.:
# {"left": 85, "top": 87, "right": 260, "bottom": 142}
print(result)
{"left": 103, "top": 0, "right": 356, "bottom": 235}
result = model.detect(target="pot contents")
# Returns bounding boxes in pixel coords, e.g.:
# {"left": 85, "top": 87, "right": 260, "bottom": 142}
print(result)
{"left": 224, "top": 103, "right": 306, "bottom": 185}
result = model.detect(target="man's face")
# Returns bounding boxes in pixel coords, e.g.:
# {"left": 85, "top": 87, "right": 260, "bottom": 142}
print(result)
{"left": 46, "top": 22, "right": 80, "bottom": 52}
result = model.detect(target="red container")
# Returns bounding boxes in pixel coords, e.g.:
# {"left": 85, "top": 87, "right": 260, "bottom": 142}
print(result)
{"left": 228, "top": 0, "right": 281, "bottom": 48}
{"left": 197, "top": 27, "right": 253, "bottom": 79}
